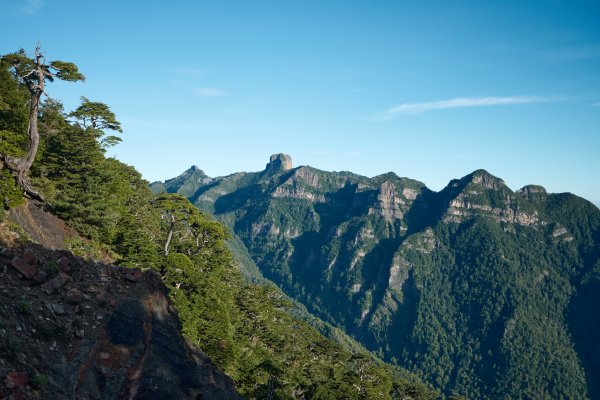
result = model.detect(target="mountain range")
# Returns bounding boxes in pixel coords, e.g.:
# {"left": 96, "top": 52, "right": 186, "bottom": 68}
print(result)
{"left": 151, "top": 153, "right": 600, "bottom": 399}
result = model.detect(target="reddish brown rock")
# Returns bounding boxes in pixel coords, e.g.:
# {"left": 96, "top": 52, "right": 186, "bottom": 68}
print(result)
{"left": 22, "top": 248, "right": 38, "bottom": 265}
{"left": 65, "top": 288, "right": 83, "bottom": 304}
{"left": 41, "top": 272, "right": 71, "bottom": 294}
{"left": 122, "top": 268, "right": 143, "bottom": 283}
{"left": 96, "top": 291, "right": 116, "bottom": 307}
{"left": 10, "top": 257, "right": 37, "bottom": 279}
{"left": 31, "top": 270, "right": 49, "bottom": 284}
{"left": 5, "top": 371, "right": 28, "bottom": 390}
{"left": 57, "top": 256, "right": 70, "bottom": 272}
{"left": 69, "top": 271, "right": 241, "bottom": 400}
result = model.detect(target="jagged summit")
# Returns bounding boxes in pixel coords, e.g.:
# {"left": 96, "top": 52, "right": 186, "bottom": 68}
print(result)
{"left": 150, "top": 164, "right": 212, "bottom": 197}
{"left": 517, "top": 184, "right": 547, "bottom": 199}
{"left": 265, "top": 153, "right": 293, "bottom": 172}
{"left": 181, "top": 164, "right": 208, "bottom": 177}
{"left": 442, "top": 169, "right": 507, "bottom": 198}
{"left": 466, "top": 169, "right": 506, "bottom": 189}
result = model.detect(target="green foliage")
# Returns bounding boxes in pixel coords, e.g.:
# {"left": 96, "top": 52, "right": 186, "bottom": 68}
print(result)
{"left": 224, "top": 280, "right": 436, "bottom": 399}
{"left": 1, "top": 49, "right": 85, "bottom": 85}
{"left": 0, "top": 50, "right": 34, "bottom": 79}
{"left": 153, "top": 193, "right": 229, "bottom": 258}
{"left": 34, "top": 105, "right": 160, "bottom": 268}
{"left": 64, "top": 237, "right": 112, "bottom": 261}
{"left": 154, "top": 196, "right": 435, "bottom": 398}
{"left": 4, "top": 331, "right": 22, "bottom": 360}
{"left": 48, "top": 61, "right": 85, "bottom": 82}
{"left": 0, "top": 169, "right": 24, "bottom": 209}
{"left": 16, "top": 300, "right": 31, "bottom": 314}
{"left": 31, "top": 373, "right": 49, "bottom": 390}
{"left": 44, "top": 260, "right": 59, "bottom": 278}
{"left": 0, "top": 61, "right": 28, "bottom": 154}
{"left": 164, "top": 252, "right": 237, "bottom": 369}
{"left": 69, "top": 96, "right": 122, "bottom": 148}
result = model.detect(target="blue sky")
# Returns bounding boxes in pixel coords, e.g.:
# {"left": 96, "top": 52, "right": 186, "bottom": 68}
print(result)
{"left": 2, "top": 0, "right": 600, "bottom": 205}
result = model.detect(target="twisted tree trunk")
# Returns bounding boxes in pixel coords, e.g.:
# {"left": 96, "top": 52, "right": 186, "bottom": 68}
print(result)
{"left": 14, "top": 85, "right": 42, "bottom": 199}
{"left": 2, "top": 46, "right": 46, "bottom": 201}
{"left": 1, "top": 45, "right": 83, "bottom": 202}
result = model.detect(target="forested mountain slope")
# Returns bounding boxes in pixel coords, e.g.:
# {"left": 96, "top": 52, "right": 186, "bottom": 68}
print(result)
{"left": 154, "top": 153, "right": 600, "bottom": 399}
{"left": 1, "top": 49, "right": 434, "bottom": 399}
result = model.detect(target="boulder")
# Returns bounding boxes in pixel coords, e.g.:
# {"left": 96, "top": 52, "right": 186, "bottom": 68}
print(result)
{"left": 9, "top": 257, "right": 37, "bottom": 279}
{"left": 42, "top": 272, "right": 71, "bottom": 294}
{"left": 22, "top": 248, "right": 38, "bottom": 265}
{"left": 5, "top": 371, "right": 28, "bottom": 390}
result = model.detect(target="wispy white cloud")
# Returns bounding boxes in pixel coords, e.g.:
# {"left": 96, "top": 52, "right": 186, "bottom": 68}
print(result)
{"left": 21, "top": 0, "right": 44, "bottom": 14}
{"left": 373, "top": 96, "right": 554, "bottom": 120}
{"left": 194, "top": 87, "right": 229, "bottom": 97}
{"left": 593, "top": 103, "right": 600, "bottom": 107}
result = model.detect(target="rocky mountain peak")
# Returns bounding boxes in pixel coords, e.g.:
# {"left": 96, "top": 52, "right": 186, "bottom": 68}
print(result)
{"left": 517, "top": 184, "right": 547, "bottom": 200}
{"left": 183, "top": 165, "right": 207, "bottom": 177}
{"left": 150, "top": 165, "right": 212, "bottom": 198}
{"left": 467, "top": 169, "right": 505, "bottom": 190}
{"left": 266, "top": 153, "right": 293, "bottom": 172}
{"left": 440, "top": 169, "right": 545, "bottom": 225}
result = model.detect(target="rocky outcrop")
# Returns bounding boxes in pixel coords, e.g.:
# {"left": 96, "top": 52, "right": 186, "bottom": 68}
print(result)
{"left": 0, "top": 243, "right": 240, "bottom": 400}
{"left": 368, "top": 181, "right": 407, "bottom": 222}
{"left": 444, "top": 193, "right": 541, "bottom": 226}
{"left": 7, "top": 200, "right": 70, "bottom": 250}
{"left": 469, "top": 169, "right": 505, "bottom": 190}
{"left": 517, "top": 184, "right": 547, "bottom": 201}
{"left": 265, "top": 153, "right": 293, "bottom": 172}
{"left": 272, "top": 185, "right": 325, "bottom": 202}
{"left": 440, "top": 170, "right": 542, "bottom": 226}
{"left": 271, "top": 167, "right": 326, "bottom": 202}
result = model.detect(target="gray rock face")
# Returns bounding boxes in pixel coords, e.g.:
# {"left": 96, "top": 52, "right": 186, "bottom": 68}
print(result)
{"left": 8, "top": 199, "right": 68, "bottom": 250}
{"left": 517, "top": 184, "right": 548, "bottom": 200}
{"left": 66, "top": 270, "right": 241, "bottom": 400}
{"left": 0, "top": 243, "right": 241, "bottom": 400}
{"left": 266, "top": 153, "right": 293, "bottom": 172}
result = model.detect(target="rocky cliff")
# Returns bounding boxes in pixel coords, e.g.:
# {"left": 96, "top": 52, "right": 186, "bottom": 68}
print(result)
{"left": 0, "top": 202, "right": 240, "bottom": 400}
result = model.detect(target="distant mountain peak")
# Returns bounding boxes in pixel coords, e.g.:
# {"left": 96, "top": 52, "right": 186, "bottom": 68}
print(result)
{"left": 517, "top": 184, "right": 547, "bottom": 199}
{"left": 265, "top": 153, "right": 293, "bottom": 172}
{"left": 467, "top": 169, "right": 505, "bottom": 189}
{"left": 149, "top": 164, "right": 212, "bottom": 197}
{"left": 180, "top": 165, "right": 208, "bottom": 177}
